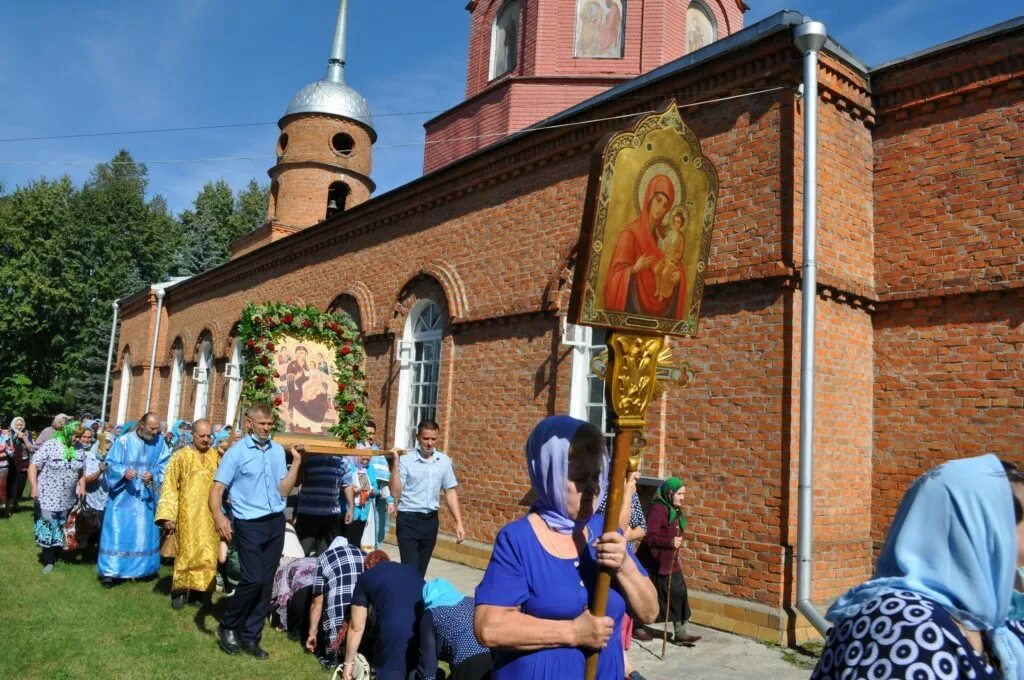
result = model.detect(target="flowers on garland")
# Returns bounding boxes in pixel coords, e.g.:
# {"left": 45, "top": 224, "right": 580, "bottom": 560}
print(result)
{"left": 239, "top": 302, "right": 369, "bottom": 446}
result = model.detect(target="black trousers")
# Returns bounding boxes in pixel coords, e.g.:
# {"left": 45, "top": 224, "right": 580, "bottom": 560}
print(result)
{"left": 396, "top": 511, "right": 439, "bottom": 577}
{"left": 6, "top": 468, "right": 28, "bottom": 511}
{"left": 652, "top": 571, "right": 691, "bottom": 625}
{"left": 295, "top": 513, "right": 339, "bottom": 556}
{"left": 342, "top": 518, "right": 366, "bottom": 547}
{"left": 221, "top": 512, "right": 285, "bottom": 643}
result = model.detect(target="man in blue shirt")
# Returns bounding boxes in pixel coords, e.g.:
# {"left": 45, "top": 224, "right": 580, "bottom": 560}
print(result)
{"left": 391, "top": 419, "right": 466, "bottom": 576}
{"left": 209, "top": 403, "right": 303, "bottom": 659}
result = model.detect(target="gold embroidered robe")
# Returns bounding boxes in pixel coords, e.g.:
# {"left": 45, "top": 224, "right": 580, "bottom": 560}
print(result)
{"left": 155, "top": 447, "right": 220, "bottom": 592}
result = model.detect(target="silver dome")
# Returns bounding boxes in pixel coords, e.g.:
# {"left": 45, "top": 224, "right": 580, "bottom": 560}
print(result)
{"left": 284, "top": 79, "right": 375, "bottom": 135}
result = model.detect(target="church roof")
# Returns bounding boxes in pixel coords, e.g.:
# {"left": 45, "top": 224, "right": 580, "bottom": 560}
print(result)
{"left": 285, "top": 78, "right": 374, "bottom": 133}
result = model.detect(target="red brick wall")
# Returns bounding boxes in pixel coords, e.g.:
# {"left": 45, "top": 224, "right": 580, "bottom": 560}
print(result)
{"left": 872, "top": 31, "right": 1024, "bottom": 301}
{"left": 872, "top": 288, "right": 1024, "bottom": 552}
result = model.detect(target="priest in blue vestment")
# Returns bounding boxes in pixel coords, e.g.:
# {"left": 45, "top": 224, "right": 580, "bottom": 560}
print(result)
{"left": 98, "top": 413, "right": 171, "bottom": 583}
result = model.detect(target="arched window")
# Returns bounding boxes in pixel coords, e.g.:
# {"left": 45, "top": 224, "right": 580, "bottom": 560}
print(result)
{"left": 167, "top": 348, "right": 184, "bottom": 425}
{"left": 686, "top": 1, "right": 717, "bottom": 53}
{"left": 326, "top": 181, "right": 349, "bottom": 219}
{"left": 193, "top": 341, "right": 213, "bottom": 420}
{"left": 225, "top": 339, "right": 245, "bottom": 430}
{"left": 564, "top": 321, "right": 613, "bottom": 449}
{"left": 394, "top": 300, "right": 445, "bottom": 449}
{"left": 116, "top": 352, "right": 132, "bottom": 426}
{"left": 490, "top": 0, "right": 520, "bottom": 80}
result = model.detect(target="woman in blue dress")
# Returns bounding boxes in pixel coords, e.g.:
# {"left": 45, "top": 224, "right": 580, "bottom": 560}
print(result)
{"left": 812, "top": 454, "right": 1024, "bottom": 679}
{"left": 474, "top": 415, "right": 659, "bottom": 680}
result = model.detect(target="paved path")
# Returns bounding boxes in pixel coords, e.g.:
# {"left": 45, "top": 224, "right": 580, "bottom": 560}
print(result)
{"left": 382, "top": 545, "right": 814, "bottom": 679}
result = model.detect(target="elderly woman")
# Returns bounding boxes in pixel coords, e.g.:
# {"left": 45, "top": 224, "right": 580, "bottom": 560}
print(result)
{"left": 5, "top": 416, "right": 35, "bottom": 515}
{"left": 419, "top": 578, "right": 492, "bottom": 680}
{"left": 28, "top": 420, "right": 86, "bottom": 573}
{"left": 638, "top": 476, "right": 700, "bottom": 646}
{"left": 812, "top": 454, "right": 1024, "bottom": 679}
{"left": 474, "top": 415, "right": 658, "bottom": 680}
{"left": 343, "top": 450, "right": 394, "bottom": 550}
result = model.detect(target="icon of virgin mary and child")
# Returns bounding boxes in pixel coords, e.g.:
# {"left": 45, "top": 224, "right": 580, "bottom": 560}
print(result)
{"left": 603, "top": 173, "right": 689, "bottom": 320}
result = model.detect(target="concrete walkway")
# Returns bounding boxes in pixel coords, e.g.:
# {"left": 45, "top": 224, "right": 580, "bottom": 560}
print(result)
{"left": 382, "top": 545, "right": 814, "bottom": 679}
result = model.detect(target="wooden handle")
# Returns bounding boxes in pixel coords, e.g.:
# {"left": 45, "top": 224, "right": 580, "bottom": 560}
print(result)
{"left": 584, "top": 428, "right": 634, "bottom": 680}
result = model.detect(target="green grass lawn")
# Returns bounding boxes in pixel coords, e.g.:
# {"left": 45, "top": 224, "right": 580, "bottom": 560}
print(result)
{"left": 0, "top": 510, "right": 327, "bottom": 679}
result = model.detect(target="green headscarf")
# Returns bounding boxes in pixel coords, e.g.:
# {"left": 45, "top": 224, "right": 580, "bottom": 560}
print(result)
{"left": 55, "top": 420, "right": 80, "bottom": 462}
{"left": 653, "top": 476, "right": 687, "bottom": 532}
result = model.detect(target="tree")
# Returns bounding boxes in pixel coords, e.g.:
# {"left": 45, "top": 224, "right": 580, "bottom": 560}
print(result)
{"left": 173, "top": 211, "right": 223, "bottom": 276}
{"left": 227, "top": 179, "right": 269, "bottom": 242}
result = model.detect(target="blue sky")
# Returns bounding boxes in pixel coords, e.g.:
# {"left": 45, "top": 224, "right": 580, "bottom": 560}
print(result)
{"left": 1, "top": 1, "right": 1019, "bottom": 214}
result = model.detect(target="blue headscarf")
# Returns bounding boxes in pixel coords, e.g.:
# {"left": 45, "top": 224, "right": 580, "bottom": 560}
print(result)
{"left": 423, "top": 578, "right": 464, "bottom": 609}
{"left": 213, "top": 429, "right": 231, "bottom": 447}
{"left": 119, "top": 421, "right": 137, "bottom": 436}
{"left": 826, "top": 454, "right": 1024, "bottom": 678}
{"left": 526, "top": 415, "right": 607, "bottom": 535}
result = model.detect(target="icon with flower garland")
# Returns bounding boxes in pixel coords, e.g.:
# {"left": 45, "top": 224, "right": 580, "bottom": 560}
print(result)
{"left": 240, "top": 302, "right": 368, "bottom": 447}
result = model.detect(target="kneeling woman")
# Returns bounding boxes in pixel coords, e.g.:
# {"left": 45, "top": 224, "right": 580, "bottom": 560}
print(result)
{"left": 474, "top": 416, "right": 659, "bottom": 679}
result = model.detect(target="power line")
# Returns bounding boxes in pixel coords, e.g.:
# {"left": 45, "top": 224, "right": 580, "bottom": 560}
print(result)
{"left": 0, "top": 110, "right": 449, "bottom": 143}
{"left": 0, "top": 85, "right": 792, "bottom": 166}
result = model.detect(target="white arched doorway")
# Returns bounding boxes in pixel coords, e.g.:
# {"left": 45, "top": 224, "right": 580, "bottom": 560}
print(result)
{"left": 116, "top": 352, "right": 132, "bottom": 426}
{"left": 394, "top": 300, "right": 445, "bottom": 449}
{"left": 193, "top": 342, "right": 213, "bottom": 420}
{"left": 224, "top": 339, "right": 244, "bottom": 430}
{"left": 166, "top": 348, "right": 184, "bottom": 425}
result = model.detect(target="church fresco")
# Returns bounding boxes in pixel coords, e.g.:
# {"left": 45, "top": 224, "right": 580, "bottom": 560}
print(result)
{"left": 575, "top": 0, "right": 625, "bottom": 58}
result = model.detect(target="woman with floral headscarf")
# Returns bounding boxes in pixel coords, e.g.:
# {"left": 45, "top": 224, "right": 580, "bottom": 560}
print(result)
{"left": 638, "top": 477, "right": 700, "bottom": 647}
{"left": 28, "top": 420, "right": 86, "bottom": 573}
{"left": 5, "top": 416, "right": 35, "bottom": 515}
{"left": 474, "top": 415, "right": 658, "bottom": 680}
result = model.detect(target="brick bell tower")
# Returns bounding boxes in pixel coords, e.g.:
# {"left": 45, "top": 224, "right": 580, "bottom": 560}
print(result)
{"left": 423, "top": 0, "right": 747, "bottom": 173}
{"left": 231, "top": 0, "right": 375, "bottom": 258}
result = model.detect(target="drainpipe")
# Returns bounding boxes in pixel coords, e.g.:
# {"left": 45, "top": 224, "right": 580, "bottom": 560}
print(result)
{"left": 100, "top": 299, "right": 120, "bottom": 423}
{"left": 794, "top": 20, "right": 830, "bottom": 636}
{"left": 144, "top": 288, "right": 166, "bottom": 412}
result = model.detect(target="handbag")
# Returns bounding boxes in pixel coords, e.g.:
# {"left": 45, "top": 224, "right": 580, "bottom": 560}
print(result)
{"left": 63, "top": 499, "right": 84, "bottom": 551}
{"left": 330, "top": 654, "right": 370, "bottom": 680}
{"left": 360, "top": 504, "right": 377, "bottom": 551}
{"left": 160, "top": 532, "right": 177, "bottom": 559}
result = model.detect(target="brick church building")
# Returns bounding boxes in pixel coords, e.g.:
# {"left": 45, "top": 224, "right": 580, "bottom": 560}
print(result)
{"left": 110, "top": 1, "right": 1024, "bottom": 642}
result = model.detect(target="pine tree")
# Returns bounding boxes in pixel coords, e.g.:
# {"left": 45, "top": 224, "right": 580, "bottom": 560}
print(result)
{"left": 173, "top": 211, "right": 222, "bottom": 276}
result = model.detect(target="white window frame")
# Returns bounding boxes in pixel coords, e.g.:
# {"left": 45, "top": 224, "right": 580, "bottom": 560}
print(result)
{"left": 193, "top": 342, "right": 213, "bottom": 420}
{"left": 394, "top": 299, "right": 444, "bottom": 450}
{"left": 116, "top": 352, "right": 132, "bottom": 426}
{"left": 566, "top": 322, "right": 613, "bottom": 448}
{"left": 686, "top": 0, "right": 718, "bottom": 54}
{"left": 225, "top": 339, "right": 245, "bottom": 430}
{"left": 166, "top": 349, "right": 184, "bottom": 425}
{"left": 489, "top": 0, "right": 520, "bottom": 80}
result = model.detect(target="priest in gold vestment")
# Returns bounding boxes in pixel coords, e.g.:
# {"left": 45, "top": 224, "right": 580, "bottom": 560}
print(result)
{"left": 156, "top": 419, "right": 221, "bottom": 608}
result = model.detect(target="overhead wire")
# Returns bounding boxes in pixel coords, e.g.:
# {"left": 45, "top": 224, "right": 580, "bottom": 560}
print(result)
{"left": 0, "top": 84, "right": 793, "bottom": 166}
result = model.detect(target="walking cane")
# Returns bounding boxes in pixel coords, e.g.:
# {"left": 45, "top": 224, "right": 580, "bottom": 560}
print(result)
{"left": 661, "top": 537, "right": 684, "bottom": 661}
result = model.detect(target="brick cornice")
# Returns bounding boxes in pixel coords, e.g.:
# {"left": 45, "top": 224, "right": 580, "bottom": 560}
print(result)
{"left": 871, "top": 33, "right": 1024, "bottom": 117}
{"left": 818, "top": 52, "right": 874, "bottom": 126}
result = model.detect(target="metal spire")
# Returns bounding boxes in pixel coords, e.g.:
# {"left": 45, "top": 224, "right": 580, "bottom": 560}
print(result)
{"left": 326, "top": 0, "right": 348, "bottom": 84}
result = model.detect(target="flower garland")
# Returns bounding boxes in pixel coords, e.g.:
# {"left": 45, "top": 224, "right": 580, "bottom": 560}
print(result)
{"left": 239, "top": 302, "right": 369, "bottom": 446}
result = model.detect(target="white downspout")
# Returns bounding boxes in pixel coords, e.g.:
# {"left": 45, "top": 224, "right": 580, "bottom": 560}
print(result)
{"left": 794, "top": 20, "right": 830, "bottom": 636}
{"left": 144, "top": 288, "right": 166, "bottom": 412}
{"left": 100, "top": 299, "right": 119, "bottom": 423}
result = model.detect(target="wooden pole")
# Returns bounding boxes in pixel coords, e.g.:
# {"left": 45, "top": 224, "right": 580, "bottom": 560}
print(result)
{"left": 584, "top": 427, "right": 635, "bottom": 678}
{"left": 661, "top": 542, "right": 683, "bottom": 660}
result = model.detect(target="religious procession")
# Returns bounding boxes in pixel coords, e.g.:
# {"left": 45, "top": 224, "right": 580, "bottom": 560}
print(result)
{"left": 3, "top": 1, "right": 1023, "bottom": 679}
